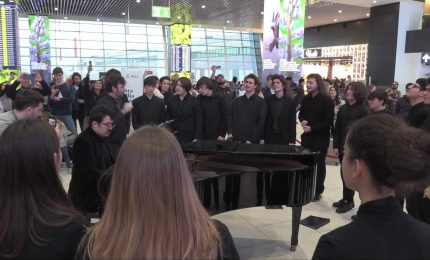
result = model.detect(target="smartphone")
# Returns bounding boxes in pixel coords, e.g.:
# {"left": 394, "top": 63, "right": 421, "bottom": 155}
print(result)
{"left": 48, "top": 117, "right": 57, "bottom": 127}
{"left": 23, "top": 74, "right": 31, "bottom": 80}
{"left": 89, "top": 60, "right": 92, "bottom": 67}
{"left": 215, "top": 66, "right": 221, "bottom": 69}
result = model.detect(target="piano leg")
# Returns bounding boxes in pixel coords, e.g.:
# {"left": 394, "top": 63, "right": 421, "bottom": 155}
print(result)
{"left": 290, "top": 206, "right": 302, "bottom": 252}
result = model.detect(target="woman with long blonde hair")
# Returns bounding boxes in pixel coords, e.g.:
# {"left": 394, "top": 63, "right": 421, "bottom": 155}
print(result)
{"left": 79, "top": 126, "right": 239, "bottom": 259}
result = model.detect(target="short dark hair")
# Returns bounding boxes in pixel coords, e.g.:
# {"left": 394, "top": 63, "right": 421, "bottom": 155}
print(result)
{"left": 405, "top": 82, "right": 414, "bottom": 91}
{"left": 72, "top": 72, "right": 81, "bottom": 79}
{"left": 266, "top": 74, "right": 273, "bottom": 81}
{"left": 347, "top": 82, "right": 367, "bottom": 104}
{"left": 368, "top": 89, "right": 388, "bottom": 105}
{"left": 13, "top": 90, "right": 44, "bottom": 111}
{"left": 144, "top": 76, "right": 158, "bottom": 87}
{"left": 416, "top": 78, "right": 427, "bottom": 90}
{"left": 104, "top": 75, "right": 126, "bottom": 93}
{"left": 177, "top": 77, "right": 192, "bottom": 92}
{"left": 159, "top": 76, "right": 170, "bottom": 85}
{"left": 52, "top": 67, "right": 63, "bottom": 75}
{"left": 89, "top": 105, "right": 116, "bottom": 124}
{"left": 106, "top": 69, "right": 121, "bottom": 78}
{"left": 196, "top": 76, "right": 214, "bottom": 91}
{"left": 244, "top": 74, "right": 260, "bottom": 86}
{"left": 271, "top": 74, "right": 286, "bottom": 87}
{"left": 347, "top": 114, "right": 430, "bottom": 194}
{"left": 306, "top": 73, "right": 326, "bottom": 94}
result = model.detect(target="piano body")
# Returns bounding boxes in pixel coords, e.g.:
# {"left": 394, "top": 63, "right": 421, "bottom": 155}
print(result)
{"left": 182, "top": 140, "right": 318, "bottom": 251}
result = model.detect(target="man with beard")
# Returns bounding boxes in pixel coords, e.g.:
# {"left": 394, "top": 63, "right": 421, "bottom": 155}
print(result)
{"left": 210, "top": 66, "right": 236, "bottom": 105}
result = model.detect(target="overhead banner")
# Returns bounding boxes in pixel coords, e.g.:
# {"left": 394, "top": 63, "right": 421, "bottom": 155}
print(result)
{"left": 29, "top": 15, "right": 51, "bottom": 83}
{"left": 262, "top": 0, "right": 305, "bottom": 84}
{"left": 0, "top": 1, "right": 20, "bottom": 69}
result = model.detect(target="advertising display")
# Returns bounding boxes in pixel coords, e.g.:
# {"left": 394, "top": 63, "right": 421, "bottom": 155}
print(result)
{"left": 121, "top": 69, "right": 144, "bottom": 101}
{"left": 170, "top": 24, "right": 192, "bottom": 78}
{"left": 28, "top": 15, "right": 51, "bottom": 83}
{"left": 0, "top": 1, "right": 20, "bottom": 69}
{"left": 262, "top": 0, "right": 305, "bottom": 83}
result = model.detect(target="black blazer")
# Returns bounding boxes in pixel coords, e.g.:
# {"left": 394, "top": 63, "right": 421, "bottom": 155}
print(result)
{"left": 69, "top": 127, "right": 115, "bottom": 212}
{"left": 132, "top": 95, "right": 165, "bottom": 130}
{"left": 313, "top": 196, "right": 430, "bottom": 260}
{"left": 166, "top": 94, "right": 203, "bottom": 144}
{"left": 198, "top": 93, "right": 228, "bottom": 140}
{"left": 265, "top": 94, "right": 296, "bottom": 144}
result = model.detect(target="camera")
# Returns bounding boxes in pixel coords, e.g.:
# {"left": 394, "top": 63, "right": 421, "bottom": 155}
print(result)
{"left": 215, "top": 66, "right": 221, "bottom": 69}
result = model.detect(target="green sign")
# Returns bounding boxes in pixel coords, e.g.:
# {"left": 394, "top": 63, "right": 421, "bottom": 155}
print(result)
{"left": 152, "top": 6, "right": 170, "bottom": 18}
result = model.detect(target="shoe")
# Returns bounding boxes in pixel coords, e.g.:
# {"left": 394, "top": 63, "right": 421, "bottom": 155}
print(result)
{"left": 336, "top": 201, "right": 355, "bottom": 213}
{"left": 351, "top": 215, "right": 357, "bottom": 220}
{"left": 312, "top": 193, "right": 322, "bottom": 202}
{"left": 332, "top": 199, "right": 346, "bottom": 208}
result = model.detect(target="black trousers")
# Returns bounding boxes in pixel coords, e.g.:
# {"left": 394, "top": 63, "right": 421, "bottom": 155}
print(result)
{"left": 302, "top": 136, "right": 329, "bottom": 195}
{"left": 338, "top": 153, "right": 355, "bottom": 202}
{"left": 406, "top": 191, "right": 430, "bottom": 224}
{"left": 223, "top": 175, "right": 241, "bottom": 210}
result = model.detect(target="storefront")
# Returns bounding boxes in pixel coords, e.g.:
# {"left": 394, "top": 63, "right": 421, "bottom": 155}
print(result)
{"left": 302, "top": 44, "right": 368, "bottom": 81}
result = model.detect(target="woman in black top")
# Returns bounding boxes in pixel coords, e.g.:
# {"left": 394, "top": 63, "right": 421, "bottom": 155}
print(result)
{"left": 313, "top": 114, "right": 430, "bottom": 260}
{"left": 79, "top": 126, "right": 239, "bottom": 259}
{"left": 0, "top": 120, "right": 86, "bottom": 259}
{"left": 159, "top": 76, "right": 173, "bottom": 101}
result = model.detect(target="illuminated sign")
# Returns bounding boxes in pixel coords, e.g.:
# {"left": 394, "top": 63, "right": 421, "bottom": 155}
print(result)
{"left": 0, "top": 1, "right": 19, "bottom": 69}
{"left": 304, "top": 48, "right": 322, "bottom": 58}
{"left": 152, "top": 6, "right": 171, "bottom": 18}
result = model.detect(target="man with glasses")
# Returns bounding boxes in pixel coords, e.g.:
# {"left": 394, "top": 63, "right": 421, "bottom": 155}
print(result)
{"left": 69, "top": 105, "right": 116, "bottom": 217}
{"left": 132, "top": 76, "right": 166, "bottom": 130}
{"left": 386, "top": 81, "right": 401, "bottom": 112}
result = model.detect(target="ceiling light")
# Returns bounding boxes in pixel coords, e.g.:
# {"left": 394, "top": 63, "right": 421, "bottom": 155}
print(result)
{"left": 308, "top": 16, "right": 311, "bottom": 19}
{"left": 96, "top": 18, "right": 100, "bottom": 21}
{"left": 54, "top": 7, "right": 58, "bottom": 11}
{"left": 373, "top": 0, "right": 376, "bottom": 3}
{"left": 202, "top": 5, "right": 206, "bottom": 8}
{"left": 156, "top": 22, "right": 159, "bottom": 25}
{"left": 64, "top": 17, "right": 68, "bottom": 19}
{"left": 366, "top": 13, "right": 370, "bottom": 16}
{"left": 261, "top": 11, "right": 264, "bottom": 15}
{"left": 198, "top": 25, "right": 202, "bottom": 28}
{"left": 338, "top": 10, "right": 342, "bottom": 13}
{"left": 177, "top": 16, "right": 181, "bottom": 19}
{"left": 136, "top": 0, "right": 141, "bottom": 2}
{"left": 227, "top": 20, "right": 230, "bottom": 23}
{"left": 128, "top": 20, "right": 130, "bottom": 23}
{"left": 223, "top": 27, "right": 226, "bottom": 29}
{"left": 122, "top": 12, "right": 126, "bottom": 15}
{"left": 334, "top": 19, "right": 337, "bottom": 22}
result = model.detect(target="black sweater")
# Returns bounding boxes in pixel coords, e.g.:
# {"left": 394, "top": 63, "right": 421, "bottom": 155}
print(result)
{"left": 69, "top": 127, "right": 115, "bottom": 212}
{"left": 333, "top": 102, "right": 370, "bottom": 150}
{"left": 96, "top": 94, "right": 128, "bottom": 147}
{"left": 132, "top": 95, "right": 166, "bottom": 130}
{"left": 198, "top": 93, "right": 228, "bottom": 140}
{"left": 166, "top": 94, "right": 203, "bottom": 144}
{"left": 265, "top": 93, "right": 297, "bottom": 144}
{"left": 298, "top": 93, "right": 334, "bottom": 148}
{"left": 228, "top": 93, "right": 267, "bottom": 143}
{"left": 313, "top": 196, "right": 430, "bottom": 260}
{"left": 407, "top": 102, "right": 430, "bottom": 130}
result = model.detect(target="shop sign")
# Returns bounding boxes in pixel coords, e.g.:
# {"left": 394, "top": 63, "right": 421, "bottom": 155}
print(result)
{"left": 304, "top": 48, "right": 322, "bottom": 58}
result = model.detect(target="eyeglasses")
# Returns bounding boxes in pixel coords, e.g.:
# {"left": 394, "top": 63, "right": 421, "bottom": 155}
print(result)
{"left": 100, "top": 122, "right": 115, "bottom": 129}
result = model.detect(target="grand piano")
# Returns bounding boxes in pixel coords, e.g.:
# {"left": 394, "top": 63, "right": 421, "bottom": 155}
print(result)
{"left": 182, "top": 140, "right": 318, "bottom": 251}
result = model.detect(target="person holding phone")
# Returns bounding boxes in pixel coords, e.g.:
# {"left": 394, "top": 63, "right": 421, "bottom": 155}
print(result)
{"left": 49, "top": 67, "right": 78, "bottom": 136}
{"left": 2, "top": 73, "right": 32, "bottom": 101}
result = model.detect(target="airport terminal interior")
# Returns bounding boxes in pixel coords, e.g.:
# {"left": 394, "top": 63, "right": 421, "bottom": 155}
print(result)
{"left": 1, "top": 0, "right": 430, "bottom": 259}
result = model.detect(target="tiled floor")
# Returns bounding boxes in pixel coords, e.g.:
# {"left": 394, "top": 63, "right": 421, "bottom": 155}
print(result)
{"left": 211, "top": 164, "right": 362, "bottom": 260}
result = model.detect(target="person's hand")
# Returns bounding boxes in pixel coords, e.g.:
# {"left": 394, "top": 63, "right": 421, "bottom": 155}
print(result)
{"left": 245, "top": 140, "right": 252, "bottom": 144}
{"left": 88, "top": 65, "right": 93, "bottom": 73}
{"left": 217, "top": 136, "right": 225, "bottom": 141}
{"left": 333, "top": 148, "right": 339, "bottom": 157}
{"left": 34, "top": 72, "right": 42, "bottom": 82}
{"left": 423, "top": 186, "right": 430, "bottom": 200}
{"left": 211, "top": 65, "right": 217, "bottom": 72}
{"left": 122, "top": 102, "right": 133, "bottom": 114}
{"left": 303, "top": 126, "right": 311, "bottom": 133}
{"left": 54, "top": 123, "right": 61, "bottom": 137}
{"left": 192, "top": 139, "right": 198, "bottom": 142}
{"left": 260, "top": 140, "right": 265, "bottom": 144}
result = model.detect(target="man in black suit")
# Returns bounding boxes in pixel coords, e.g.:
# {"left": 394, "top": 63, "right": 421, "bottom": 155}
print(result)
{"left": 132, "top": 76, "right": 165, "bottom": 130}
{"left": 68, "top": 105, "right": 116, "bottom": 215}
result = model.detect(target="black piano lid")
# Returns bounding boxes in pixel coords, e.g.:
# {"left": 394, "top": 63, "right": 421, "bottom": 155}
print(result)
{"left": 182, "top": 140, "right": 318, "bottom": 157}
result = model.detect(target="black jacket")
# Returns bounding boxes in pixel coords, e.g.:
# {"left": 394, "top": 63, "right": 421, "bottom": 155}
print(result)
{"left": 265, "top": 93, "right": 296, "bottom": 144}
{"left": 132, "top": 95, "right": 165, "bottom": 130}
{"left": 198, "top": 93, "right": 228, "bottom": 140}
{"left": 96, "top": 93, "right": 128, "bottom": 148}
{"left": 166, "top": 94, "right": 203, "bottom": 144}
{"left": 228, "top": 93, "right": 267, "bottom": 143}
{"left": 333, "top": 102, "right": 370, "bottom": 150}
{"left": 394, "top": 95, "right": 411, "bottom": 120}
{"left": 69, "top": 127, "right": 114, "bottom": 212}
{"left": 17, "top": 212, "right": 86, "bottom": 260}
{"left": 298, "top": 93, "right": 334, "bottom": 149}
{"left": 161, "top": 90, "right": 173, "bottom": 101}
{"left": 407, "top": 102, "right": 430, "bottom": 130}
{"left": 313, "top": 196, "right": 430, "bottom": 260}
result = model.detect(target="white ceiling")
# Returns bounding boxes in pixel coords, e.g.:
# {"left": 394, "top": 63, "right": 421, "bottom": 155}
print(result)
{"left": 305, "top": 0, "right": 423, "bottom": 28}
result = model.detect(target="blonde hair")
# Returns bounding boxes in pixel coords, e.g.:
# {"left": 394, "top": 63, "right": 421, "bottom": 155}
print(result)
{"left": 80, "top": 126, "right": 221, "bottom": 259}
